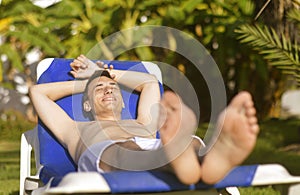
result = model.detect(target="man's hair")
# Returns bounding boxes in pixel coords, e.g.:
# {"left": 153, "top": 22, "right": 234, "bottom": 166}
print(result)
{"left": 82, "top": 70, "right": 113, "bottom": 120}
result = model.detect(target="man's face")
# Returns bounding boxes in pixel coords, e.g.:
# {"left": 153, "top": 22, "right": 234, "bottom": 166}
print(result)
{"left": 87, "top": 76, "right": 123, "bottom": 117}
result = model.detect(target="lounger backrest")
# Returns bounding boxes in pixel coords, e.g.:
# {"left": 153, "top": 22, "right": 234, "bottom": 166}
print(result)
{"left": 36, "top": 58, "right": 163, "bottom": 184}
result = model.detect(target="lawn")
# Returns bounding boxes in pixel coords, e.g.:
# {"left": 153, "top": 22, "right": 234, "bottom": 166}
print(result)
{"left": 0, "top": 111, "right": 35, "bottom": 195}
{"left": 0, "top": 141, "right": 21, "bottom": 195}
{"left": 0, "top": 112, "right": 299, "bottom": 194}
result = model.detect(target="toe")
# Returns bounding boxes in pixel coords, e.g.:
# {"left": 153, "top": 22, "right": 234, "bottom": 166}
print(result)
{"left": 248, "top": 116, "right": 257, "bottom": 125}
{"left": 251, "top": 124, "right": 260, "bottom": 134}
{"left": 246, "top": 107, "right": 256, "bottom": 117}
{"left": 229, "top": 91, "right": 252, "bottom": 109}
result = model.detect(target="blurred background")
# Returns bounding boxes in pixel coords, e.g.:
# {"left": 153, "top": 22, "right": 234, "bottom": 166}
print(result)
{"left": 0, "top": 0, "right": 299, "bottom": 122}
{"left": 0, "top": 0, "right": 299, "bottom": 194}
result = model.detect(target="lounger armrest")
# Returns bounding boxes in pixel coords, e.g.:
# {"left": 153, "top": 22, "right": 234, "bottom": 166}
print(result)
{"left": 20, "top": 127, "right": 43, "bottom": 195}
{"left": 45, "top": 172, "right": 111, "bottom": 194}
{"left": 251, "top": 164, "right": 300, "bottom": 195}
{"left": 252, "top": 164, "right": 300, "bottom": 186}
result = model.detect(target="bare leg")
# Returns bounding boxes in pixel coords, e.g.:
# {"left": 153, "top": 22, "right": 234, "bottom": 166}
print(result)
{"left": 160, "top": 91, "right": 259, "bottom": 185}
{"left": 159, "top": 91, "right": 202, "bottom": 184}
{"left": 201, "top": 91, "right": 259, "bottom": 184}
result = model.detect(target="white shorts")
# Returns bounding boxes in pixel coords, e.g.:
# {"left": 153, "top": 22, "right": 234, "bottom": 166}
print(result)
{"left": 77, "top": 137, "right": 162, "bottom": 173}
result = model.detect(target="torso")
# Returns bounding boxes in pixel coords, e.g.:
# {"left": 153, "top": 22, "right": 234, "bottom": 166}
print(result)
{"left": 67, "top": 120, "right": 156, "bottom": 163}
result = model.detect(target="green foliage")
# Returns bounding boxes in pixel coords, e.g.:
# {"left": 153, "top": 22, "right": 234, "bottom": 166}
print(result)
{"left": 0, "top": 0, "right": 295, "bottom": 119}
{"left": 0, "top": 110, "right": 35, "bottom": 141}
{"left": 287, "top": 8, "right": 300, "bottom": 24}
{"left": 236, "top": 9, "right": 300, "bottom": 86}
{"left": 0, "top": 0, "right": 66, "bottom": 82}
{"left": 0, "top": 0, "right": 257, "bottom": 62}
{"left": 239, "top": 186, "right": 280, "bottom": 195}
{"left": 245, "top": 118, "right": 300, "bottom": 175}
{"left": 260, "top": 118, "right": 300, "bottom": 147}
{"left": 0, "top": 140, "right": 20, "bottom": 194}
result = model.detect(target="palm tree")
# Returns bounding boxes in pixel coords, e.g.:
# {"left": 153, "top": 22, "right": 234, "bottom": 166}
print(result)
{"left": 235, "top": 3, "right": 300, "bottom": 117}
{"left": 236, "top": 8, "right": 300, "bottom": 85}
{"left": 1, "top": 0, "right": 289, "bottom": 119}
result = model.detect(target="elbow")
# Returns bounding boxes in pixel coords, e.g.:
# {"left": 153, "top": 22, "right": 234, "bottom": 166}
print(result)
{"left": 29, "top": 85, "right": 40, "bottom": 99}
{"left": 141, "top": 74, "right": 159, "bottom": 90}
{"left": 28, "top": 85, "right": 36, "bottom": 98}
{"left": 28, "top": 85, "right": 41, "bottom": 100}
{"left": 148, "top": 74, "right": 159, "bottom": 83}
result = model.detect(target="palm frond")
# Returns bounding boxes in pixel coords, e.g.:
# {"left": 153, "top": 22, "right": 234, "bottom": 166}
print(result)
{"left": 287, "top": 8, "right": 300, "bottom": 24}
{"left": 235, "top": 24, "right": 300, "bottom": 85}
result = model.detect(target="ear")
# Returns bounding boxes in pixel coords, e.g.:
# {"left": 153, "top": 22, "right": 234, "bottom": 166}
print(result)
{"left": 83, "top": 101, "right": 92, "bottom": 112}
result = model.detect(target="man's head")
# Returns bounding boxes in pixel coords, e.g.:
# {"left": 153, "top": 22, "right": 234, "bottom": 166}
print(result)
{"left": 82, "top": 70, "right": 124, "bottom": 120}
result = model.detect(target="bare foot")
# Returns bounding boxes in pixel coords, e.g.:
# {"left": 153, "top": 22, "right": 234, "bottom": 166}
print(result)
{"left": 201, "top": 91, "right": 259, "bottom": 184}
{"left": 159, "top": 91, "right": 201, "bottom": 184}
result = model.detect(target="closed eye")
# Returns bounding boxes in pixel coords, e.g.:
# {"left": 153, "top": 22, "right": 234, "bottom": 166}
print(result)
{"left": 94, "top": 83, "right": 120, "bottom": 92}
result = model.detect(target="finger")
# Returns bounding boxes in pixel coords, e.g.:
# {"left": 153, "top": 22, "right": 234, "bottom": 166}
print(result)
{"left": 77, "top": 55, "right": 85, "bottom": 63}
{"left": 76, "top": 59, "right": 88, "bottom": 69}
{"left": 70, "top": 71, "right": 77, "bottom": 78}
{"left": 78, "top": 54, "right": 87, "bottom": 62}
{"left": 81, "top": 63, "right": 88, "bottom": 69}
{"left": 96, "top": 61, "right": 104, "bottom": 68}
{"left": 109, "top": 65, "right": 115, "bottom": 78}
{"left": 71, "top": 60, "right": 84, "bottom": 68}
{"left": 103, "top": 64, "right": 109, "bottom": 69}
{"left": 111, "top": 74, "right": 116, "bottom": 79}
{"left": 70, "top": 62, "right": 80, "bottom": 71}
{"left": 70, "top": 62, "right": 76, "bottom": 68}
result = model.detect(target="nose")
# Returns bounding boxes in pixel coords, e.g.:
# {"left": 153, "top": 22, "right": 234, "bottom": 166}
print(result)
{"left": 104, "top": 86, "right": 113, "bottom": 94}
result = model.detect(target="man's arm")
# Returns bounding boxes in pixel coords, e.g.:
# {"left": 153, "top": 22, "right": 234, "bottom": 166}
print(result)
{"left": 112, "top": 68, "right": 161, "bottom": 135}
{"left": 29, "top": 80, "right": 87, "bottom": 146}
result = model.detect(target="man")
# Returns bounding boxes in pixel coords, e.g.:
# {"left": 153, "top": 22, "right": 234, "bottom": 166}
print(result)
{"left": 29, "top": 54, "right": 259, "bottom": 185}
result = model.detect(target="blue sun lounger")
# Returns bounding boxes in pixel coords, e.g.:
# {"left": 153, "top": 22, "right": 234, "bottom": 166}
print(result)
{"left": 20, "top": 58, "right": 300, "bottom": 195}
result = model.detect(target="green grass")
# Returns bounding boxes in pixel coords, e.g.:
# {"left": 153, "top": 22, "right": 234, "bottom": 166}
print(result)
{"left": 244, "top": 118, "right": 300, "bottom": 175}
{"left": 0, "top": 111, "right": 35, "bottom": 195}
{"left": 239, "top": 186, "right": 281, "bottom": 195}
{"left": 0, "top": 112, "right": 300, "bottom": 194}
{"left": 0, "top": 142, "right": 21, "bottom": 195}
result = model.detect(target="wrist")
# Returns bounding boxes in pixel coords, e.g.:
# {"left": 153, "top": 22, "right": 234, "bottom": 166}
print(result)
{"left": 73, "top": 79, "right": 88, "bottom": 93}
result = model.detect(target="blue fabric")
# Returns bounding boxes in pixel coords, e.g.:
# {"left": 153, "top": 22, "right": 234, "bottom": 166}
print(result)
{"left": 102, "top": 171, "right": 191, "bottom": 193}
{"left": 47, "top": 165, "right": 258, "bottom": 191}
{"left": 213, "top": 165, "right": 258, "bottom": 188}
{"left": 101, "top": 165, "right": 258, "bottom": 193}
{"left": 37, "top": 59, "right": 80, "bottom": 184}
{"left": 37, "top": 58, "right": 163, "bottom": 184}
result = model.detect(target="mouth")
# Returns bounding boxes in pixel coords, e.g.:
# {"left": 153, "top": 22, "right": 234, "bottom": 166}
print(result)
{"left": 102, "top": 96, "right": 116, "bottom": 102}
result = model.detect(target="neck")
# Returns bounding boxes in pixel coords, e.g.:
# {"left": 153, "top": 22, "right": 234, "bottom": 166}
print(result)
{"left": 95, "top": 111, "right": 121, "bottom": 121}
